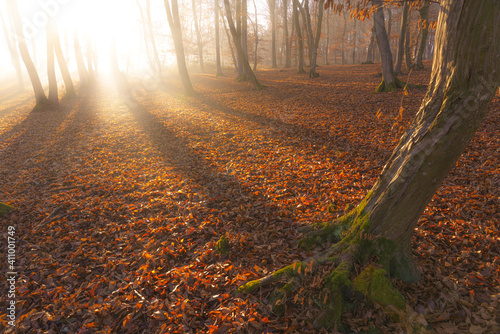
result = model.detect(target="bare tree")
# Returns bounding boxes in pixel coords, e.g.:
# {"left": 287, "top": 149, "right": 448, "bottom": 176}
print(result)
{"left": 394, "top": 0, "right": 409, "bottom": 75}
{"left": 415, "top": 0, "right": 430, "bottom": 69}
{"left": 0, "top": 12, "right": 24, "bottom": 90}
{"left": 215, "top": 0, "right": 223, "bottom": 76}
{"left": 192, "top": 0, "right": 205, "bottom": 72}
{"left": 292, "top": 0, "right": 305, "bottom": 73}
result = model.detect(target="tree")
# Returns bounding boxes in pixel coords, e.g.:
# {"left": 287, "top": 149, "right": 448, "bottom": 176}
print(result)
{"left": 223, "top": 0, "right": 263, "bottom": 89}
{"left": 0, "top": 12, "right": 24, "bottom": 91}
{"left": 238, "top": 0, "right": 499, "bottom": 329}
{"left": 73, "top": 31, "right": 90, "bottom": 87}
{"left": 215, "top": 0, "right": 223, "bottom": 76}
{"left": 292, "top": 0, "right": 305, "bottom": 73}
{"left": 192, "top": 0, "right": 205, "bottom": 72}
{"left": 415, "top": 0, "right": 430, "bottom": 69}
{"left": 283, "top": 0, "right": 292, "bottom": 68}
{"left": 6, "top": 0, "right": 48, "bottom": 110}
{"left": 268, "top": 0, "right": 277, "bottom": 68}
{"left": 364, "top": 18, "right": 376, "bottom": 63}
{"left": 51, "top": 22, "right": 75, "bottom": 97}
{"left": 303, "top": 0, "right": 319, "bottom": 77}
{"left": 394, "top": 0, "right": 409, "bottom": 75}
{"left": 372, "top": 0, "right": 404, "bottom": 92}
{"left": 46, "top": 21, "right": 58, "bottom": 105}
{"left": 164, "top": 0, "right": 196, "bottom": 96}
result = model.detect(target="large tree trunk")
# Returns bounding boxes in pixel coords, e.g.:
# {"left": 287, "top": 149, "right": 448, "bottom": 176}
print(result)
{"left": 223, "top": 0, "right": 263, "bottom": 89}
{"left": 415, "top": 1, "right": 430, "bottom": 69}
{"left": 0, "top": 12, "right": 24, "bottom": 91}
{"left": 304, "top": 0, "right": 318, "bottom": 77}
{"left": 292, "top": 0, "right": 305, "bottom": 73}
{"left": 239, "top": 0, "right": 499, "bottom": 329}
{"left": 164, "top": 0, "right": 196, "bottom": 96}
{"left": 215, "top": 0, "right": 223, "bottom": 76}
{"left": 373, "top": 0, "right": 402, "bottom": 92}
{"left": 394, "top": 0, "right": 409, "bottom": 75}
{"left": 6, "top": 0, "right": 48, "bottom": 109}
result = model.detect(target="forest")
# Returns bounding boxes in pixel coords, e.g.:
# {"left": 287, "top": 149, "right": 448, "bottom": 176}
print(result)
{"left": 0, "top": 0, "right": 499, "bottom": 333}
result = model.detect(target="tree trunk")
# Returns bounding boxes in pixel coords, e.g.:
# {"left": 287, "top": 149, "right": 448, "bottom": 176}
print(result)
{"left": 269, "top": 0, "right": 277, "bottom": 68}
{"left": 394, "top": 0, "right": 409, "bottom": 75}
{"left": 0, "top": 12, "right": 24, "bottom": 90}
{"left": 223, "top": 14, "right": 238, "bottom": 72}
{"left": 365, "top": 19, "right": 376, "bottom": 63}
{"left": 51, "top": 22, "right": 75, "bottom": 97}
{"left": 415, "top": 1, "right": 430, "bottom": 69}
{"left": 223, "top": 0, "right": 263, "bottom": 89}
{"left": 192, "top": 0, "right": 205, "bottom": 72}
{"left": 164, "top": 0, "right": 196, "bottom": 95}
{"left": 341, "top": 11, "right": 346, "bottom": 65}
{"left": 6, "top": 0, "right": 48, "bottom": 109}
{"left": 46, "top": 21, "right": 58, "bottom": 105}
{"left": 136, "top": 0, "right": 155, "bottom": 74}
{"left": 292, "top": 0, "right": 305, "bottom": 73}
{"left": 304, "top": 0, "right": 318, "bottom": 77}
{"left": 146, "top": 0, "right": 162, "bottom": 77}
{"left": 253, "top": 0, "right": 259, "bottom": 71}
{"left": 373, "top": 0, "right": 401, "bottom": 92}
{"left": 73, "top": 32, "right": 89, "bottom": 87}
{"left": 215, "top": 0, "right": 223, "bottom": 76}
{"left": 404, "top": 12, "right": 413, "bottom": 70}
{"left": 283, "top": 0, "right": 291, "bottom": 68}
{"left": 239, "top": 0, "right": 500, "bottom": 329}
{"left": 351, "top": 17, "right": 357, "bottom": 64}
{"left": 324, "top": 9, "right": 330, "bottom": 65}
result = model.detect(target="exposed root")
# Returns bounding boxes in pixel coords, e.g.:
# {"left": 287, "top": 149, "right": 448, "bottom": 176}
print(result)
{"left": 375, "top": 77, "right": 406, "bottom": 92}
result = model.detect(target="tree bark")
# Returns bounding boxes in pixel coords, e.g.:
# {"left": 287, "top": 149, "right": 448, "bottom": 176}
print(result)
{"left": 415, "top": 1, "right": 430, "bottom": 69}
{"left": 6, "top": 0, "right": 48, "bottom": 109}
{"left": 164, "top": 0, "right": 196, "bottom": 95}
{"left": 223, "top": 0, "right": 263, "bottom": 89}
{"left": 304, "top": 0, "right": 318, "bottom": 77}
{"left": 404, "top": 12, "right": 413, "bottom": 70}
{"left": 394, "top": 0, "right": 409, "bottom": 75}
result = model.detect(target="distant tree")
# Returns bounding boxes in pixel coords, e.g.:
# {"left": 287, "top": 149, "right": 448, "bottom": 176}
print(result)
{"left": 0, "top": 12, "right": 24, "bottom": 90}
{"left": 394, "top": 0, "right": 409, "bottom": 75}
{"left": 292, "top": 0, "right": 305, "bottom": 73}
{"left": 268, "top": 0, "right": 277, "bottom": 68}
{"left": 73, "top": 31, "right": 89, "bottom": 87}
{"left": 164, "top": 0, "right": 196, "bottom": 95}
{"left": 51, "top": 21, "right": 75, "bottom": 98}
{"left": 46, "top": 21, "right": 58, "bottom": 105}
{"left": 364, "top": 19, "right": 376, "bottom": 63}
{"left": 215, "top": 0, "right": 223, "bottom": 76}
{"left": 283, "top": 0, "right": 292, "bottom": 68}
{"left": 223, "top": 0, "right": 263, "bottom": 89}
{"left": 238, "top": 0, "right": 499, "bottom": 330}
{"left": 415, "top": 0, "right": 430, "bottom": 69}
{"left": 192, "top": 0, "right": 205, "bottom": 72}
{"left": 6, "top": 0, "right": 48, "bottom": 110}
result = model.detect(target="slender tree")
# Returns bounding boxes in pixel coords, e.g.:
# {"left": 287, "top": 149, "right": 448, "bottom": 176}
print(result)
{"left": 252, "top": 0, "right": 259, "bottom": 71}
{"left": 239, "top": 1, "right": 500, "bottom": 330}
{"left": 304, "top": 0, "right": 318, "bottom": 77}
{"left": 283, "top": 0, "right": 291, "bottom": 68}
{"left": 6, "top": 0, "right": 48, "bottom": 109}
{"left": 46, "top": 21, "right": 58, "bottom": 105}
{"left": 73, "top": 31, "right": 89, "bottom": 87}
{"left": 51, "top": 22, "right": 75, "bottom": 97}
{"left": 215, "top": 0, "right": 223, "bottom": 76}
{"left": 404, "top": 11, "right": 413, "bottom": 70}
{"left": 223, "top": 14, "right": 238, "bottom": 72}
{"left": 223, "top": 0, "right": 263, "bottom": 89}
{"left": 0, "top": 12, "right": 24, "bottom": 90}
{"left": 192, "top": 0, "right": 205, "bottom": 72}
{"left": 415, "top": 0, "right": 430, "bottom": 69}
{"left": 268, "top": 0, "right": 277, "bottom": 68}
{"left": 364, "top": 19, "right": 376, "bottom": 63}
{"left": 394, "top": 0, "right": 409, "bottom": 75}
{"left": 292, "top": 0, "right": 305, "bottom": 73}
{"left": 164, "top": 0, "right": 196, "bottom": 95}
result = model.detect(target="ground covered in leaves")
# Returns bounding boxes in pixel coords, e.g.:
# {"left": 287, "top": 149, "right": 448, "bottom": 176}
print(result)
{"left": 0, "top": 62, "right": 498, "bottom": 333}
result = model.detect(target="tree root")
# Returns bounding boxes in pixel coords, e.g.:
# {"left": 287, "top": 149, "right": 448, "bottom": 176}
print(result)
{"left": 375, "top": 77, "right": 406, "bottom": 92}
{"left": 0, "top": 202, "right": 15, "bottom": 216}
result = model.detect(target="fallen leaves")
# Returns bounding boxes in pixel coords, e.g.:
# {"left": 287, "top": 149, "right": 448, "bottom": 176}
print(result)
{"left": 0, "top": 62, "right": 498, "bottom": 333}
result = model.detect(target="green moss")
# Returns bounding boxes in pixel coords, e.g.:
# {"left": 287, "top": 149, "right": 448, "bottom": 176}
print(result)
{"left": 272, "top": 262, "right": 305, "bottom": 279}
{"left": 237, "top": 279, "right": 262, "bottom": 294}
{"left": 0, "top": 202, "right": 15, "bottom": 216}
{"left": 214, "top": 235, "right": 230, "bottom": 255}
{"left": 353, "top": 265, "right": 406, "bottom": 311}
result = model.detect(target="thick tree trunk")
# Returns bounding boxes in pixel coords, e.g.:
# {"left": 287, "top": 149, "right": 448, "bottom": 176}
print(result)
{"left": 223, "top": 0, "right": 263, "bottom": 89}
{"left": 215, "top": 0, "right": 223, "bottom": 76}
{"left": 415, "top": 1, "right": 430, "bottom": 69}
{"left": 292, "top": 0, "right": 305, "bottom": 73}
{"left": 394, "top": 0, "right": 409, "bottom": 75}
{"left": 6, "top": 0, "right": 48, "bottom": 109}
{"left": 304, "top": 0, "right": 318, "bottom": 77}
{"left": 164, "top": 0, "right": 196, "bottom": 96}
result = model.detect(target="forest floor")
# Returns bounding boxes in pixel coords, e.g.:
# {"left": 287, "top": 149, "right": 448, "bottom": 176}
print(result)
{"left": 0, "top": 62, "right": 498, "bottom": 333}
